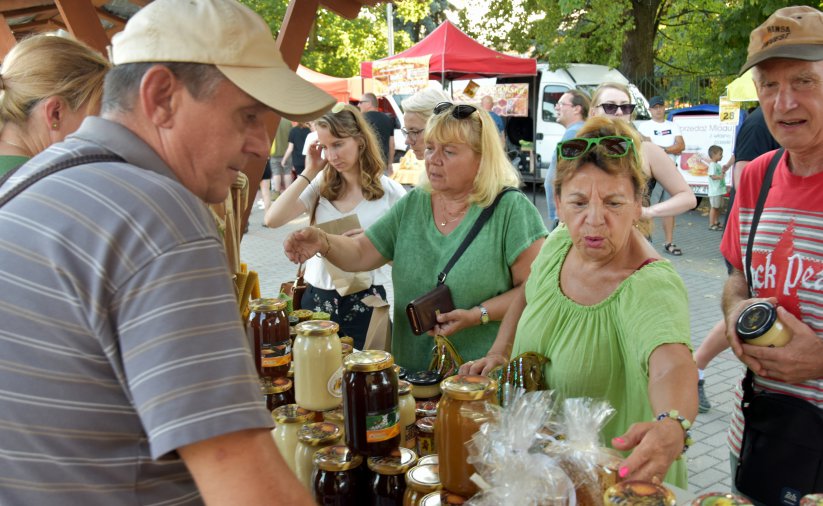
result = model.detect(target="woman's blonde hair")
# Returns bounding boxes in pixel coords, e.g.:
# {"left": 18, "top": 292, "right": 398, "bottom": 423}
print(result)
{"left": 589, "top": 82, "right": 637, "bottom": 121}
{"left": 313, "top": 103, "right": 384, "bottom": 202}
{"left": 0, "top": 34, "right": 110, "bottom": 129}
{"left": 422, "top": 103, "right": 520, "bottom": 207}
{"left": 401, "top": 87, "right": 450, "bottom": 120}
{"left": 554, "top": 116, "right": 648, "bottom": 202}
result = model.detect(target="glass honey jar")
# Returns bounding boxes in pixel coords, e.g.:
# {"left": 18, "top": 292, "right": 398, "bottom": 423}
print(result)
{"left": 248, "top": 298, "right": 291, "bottom": 379}
{"left": 313, "top": 445, "right": 367, "bottom": 506}
{"left": 368, "top": 447, "right": 418, "bottom": 506}
{"left": 435, "top": 375, "right": 497, "bottom": 498}
{"left": 293, "top": 320, "right": 343, "bottom": 411}
{"left": 403, "top": 463, "right": 441, "bottom": 506}
{"left": 342, "top": 350, "right": 400, "bottom": 457}
{"left": 398, "top": 380, "right": 417, "bottom": 450}
{"left": 294, "top": 422, "right": 343, "bottom": 490}
{"left": 271, "top": 404, "right": 311, "bottom": 473}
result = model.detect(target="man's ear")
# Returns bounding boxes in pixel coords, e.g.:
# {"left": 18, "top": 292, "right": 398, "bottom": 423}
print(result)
{"left": 139, "top": 65, "right": 181, "bottom": 128}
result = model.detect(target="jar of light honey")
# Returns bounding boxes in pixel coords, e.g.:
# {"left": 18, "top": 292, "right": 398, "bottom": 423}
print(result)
{"left": 293, "top": 320, "right": 343, "bottom": 411}
{"left": 736, "top": 301, "right": 793, "bottom": 347}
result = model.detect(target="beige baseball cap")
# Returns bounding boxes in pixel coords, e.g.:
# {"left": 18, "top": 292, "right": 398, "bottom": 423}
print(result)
{"left": 109, "top": 0, "right": 335, "bottom": 122}
{"left": 740, "top": 5, "right": 823, "bottom": 75}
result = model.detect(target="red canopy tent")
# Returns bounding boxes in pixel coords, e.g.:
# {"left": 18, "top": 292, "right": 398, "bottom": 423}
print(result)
{"left": 360, "top": 20, "right": 536, "bottom": 82}
{"left": 297, "top": 65, "right": 362, "bottom": 103}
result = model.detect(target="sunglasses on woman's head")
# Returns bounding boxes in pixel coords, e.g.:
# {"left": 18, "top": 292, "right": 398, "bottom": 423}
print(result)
{"left": 598, "top": 103, "right": 636, "bottom": 115}
{"left": 433, "top": 102, "right": 477, "bottom": 119}
{"left": 557, "top": 136, "right": 635, "bottom": 160}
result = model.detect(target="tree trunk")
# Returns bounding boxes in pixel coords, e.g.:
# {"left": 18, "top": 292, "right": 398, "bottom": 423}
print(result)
{"left": 620, "top": 0, "right": 662, "bottom": 96}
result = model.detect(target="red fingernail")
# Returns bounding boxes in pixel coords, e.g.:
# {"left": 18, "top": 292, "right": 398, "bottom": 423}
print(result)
{"left": 619, "top": 466, "right": 629, "bottom": 478}
{"left": 613, "top": 437, "right": 625, "bottom": 444}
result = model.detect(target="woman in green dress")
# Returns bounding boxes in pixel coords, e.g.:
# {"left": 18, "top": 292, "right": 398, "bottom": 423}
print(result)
{"left": 462, "top": 116, "right": 697, "bottom": 488}
{"left": 0, "top": 34, "right": 109, "bottom": 176}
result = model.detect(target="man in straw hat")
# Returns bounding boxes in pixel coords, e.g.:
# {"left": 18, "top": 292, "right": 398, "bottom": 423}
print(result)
{"left": 721, "top": 6, "right": 823, "bottom": 505}
{"left": 0, "top": 0, "right": 333, "bottom": 504}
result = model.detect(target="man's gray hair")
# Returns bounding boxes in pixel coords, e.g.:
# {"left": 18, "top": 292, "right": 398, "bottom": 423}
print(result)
{"left": 101, "top": 62, "right": 226, "bottom": 114}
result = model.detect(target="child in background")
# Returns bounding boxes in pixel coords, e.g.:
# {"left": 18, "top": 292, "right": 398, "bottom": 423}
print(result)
{"left": 707, "top": 145, "right": 726, "bottom": 230}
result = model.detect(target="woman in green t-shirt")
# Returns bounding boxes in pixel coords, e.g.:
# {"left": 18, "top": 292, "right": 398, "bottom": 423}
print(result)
{"left": 284, "top": 102, "right": 547, "bottom": 372}
{"left": 0, "top": 35, "right": 109, "bottom": 176}
{"left": 462, "top": 116, "right": 697, "bottom": 488}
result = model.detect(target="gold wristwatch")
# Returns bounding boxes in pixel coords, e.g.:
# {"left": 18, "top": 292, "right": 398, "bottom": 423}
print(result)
{"left": 478, "top": 305, "right": 490, "bottom": 325}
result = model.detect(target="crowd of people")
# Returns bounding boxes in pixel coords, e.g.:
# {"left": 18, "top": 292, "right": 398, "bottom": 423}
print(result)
{"left": 1, "top": 0, "right": 821, "bottom": 504}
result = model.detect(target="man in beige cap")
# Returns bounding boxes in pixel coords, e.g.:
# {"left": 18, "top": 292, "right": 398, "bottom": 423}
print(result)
{"left": 720, "top": 6, "right": 823, "bottom": 505}
{"left": 0, "top": 0, "right": 332, "bottom": 504}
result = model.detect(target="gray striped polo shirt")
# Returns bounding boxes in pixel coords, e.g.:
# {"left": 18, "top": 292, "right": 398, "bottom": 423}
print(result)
{"left": 0, "top": 117, "right": 271, "bottom": 505}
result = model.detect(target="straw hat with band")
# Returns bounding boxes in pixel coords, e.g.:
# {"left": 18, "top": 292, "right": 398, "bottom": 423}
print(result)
{"left": 739, "top": 5, "right": 823, "bottom": 75}
{"left": 109, "top": 0, "right": 335, "bottom": 122}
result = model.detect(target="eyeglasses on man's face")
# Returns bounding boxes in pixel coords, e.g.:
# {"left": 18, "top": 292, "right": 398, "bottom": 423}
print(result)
{"left": 598, "top": 103, "right": 636, "bottom": 115}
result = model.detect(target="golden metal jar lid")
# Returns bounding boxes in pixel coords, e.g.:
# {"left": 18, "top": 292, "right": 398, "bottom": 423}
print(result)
{"left": 322, "top": 406, "right": 344, "bottom": 422}
{"left": 272, "top": 404, "right": 311, "bottom": 424}
{"left": 295, "top": 320, "right": 339, "bottom": 337}
{"left": 441, "top": 374, "right": 497, "bottom": 401}
{"left": 343, "top": 350, "right": 394, "bottom": 372}
{"left": 416, "top": 416, "right": 435, "bottom": 434}
{"left": 292, "top": 309, "right": 314, "bottom": 321}
{"left": 270, "top": 377, "right": 293, "bottom": 393}
{"left": 415, "top": 401, "right": 437, "bottom": 418}
{"left": 314, "top": 444, "right": 363, "bottom": 472}
{"left": 341, "top": 343, "right": 353, "bottom": 356}
{"left": 249, "top": 297, "right": 287, "bottom": 312}
{"left": 604, "top": 481, "right": 675, "bottom": 506}
{"left": 398, "top": 380, "right": 412, "bottom": 396}
{"left": 367, "top": 447, "right": 418, "bottom": 475}
{"left": 405, "top": 464, "right": 441, "bottom": 493}
{"left": 297, "top": 422, "right": 342, "bottom": 445}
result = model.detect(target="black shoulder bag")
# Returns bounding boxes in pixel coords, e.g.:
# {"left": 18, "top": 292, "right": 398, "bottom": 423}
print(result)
{"left": 405, "top": 188, "right": 517, "bottom": 335}
{"left": 735, "top": 148, "right": 823, "bottom": 506}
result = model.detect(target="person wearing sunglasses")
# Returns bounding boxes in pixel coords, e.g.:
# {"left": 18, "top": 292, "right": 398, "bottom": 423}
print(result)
{"left": 462, "top": 116, "right": 697, "bottom": 488}
{"left": 284, "top": 101, "right": 547, "bottom": 373}
{"left": 589, "top": 83, "right": 695, "bottom": 256}
{"left": 265, "top": 103, "right": 406, "bottom": 348}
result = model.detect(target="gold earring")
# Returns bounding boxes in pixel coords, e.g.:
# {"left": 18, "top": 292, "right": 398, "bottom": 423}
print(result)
{"left": 52, "top": 122, "right": 58, "bottom": 129}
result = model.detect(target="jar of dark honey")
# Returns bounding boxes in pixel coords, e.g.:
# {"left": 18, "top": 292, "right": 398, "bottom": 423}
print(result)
{"left": 313, "top": 444, "right": 366, "bottom": 506}
{"left": 435, "top": 375, "right": 497, "bottom": 498}
{"left": 262, "top": 376, "right": 295, "bottom": 411}
{"left": 368, "top": 447, "right": 418, "bottom": 506}
{"left": 248, "top": 298, "right": 291, "bottom": 378}
{"left": 343, "top": 350, "right": 400, "bottom": 456}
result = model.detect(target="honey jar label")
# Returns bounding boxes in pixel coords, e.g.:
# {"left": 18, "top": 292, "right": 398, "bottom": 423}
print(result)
{"left": 262, "top": 352, "right": 291, "bottom": 367}
{"left": 403, "top": 423, "right": 417, "bottom": 449}
{"left": 327, "top": 366, "right": 344, "bottom": 398}
{"left": 366, "top": 408, "right": 400, "bottom": 443}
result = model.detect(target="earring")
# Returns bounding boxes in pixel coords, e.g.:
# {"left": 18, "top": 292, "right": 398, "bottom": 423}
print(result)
{"left": 51, "top": 122, "right": 58, "bottom": 130}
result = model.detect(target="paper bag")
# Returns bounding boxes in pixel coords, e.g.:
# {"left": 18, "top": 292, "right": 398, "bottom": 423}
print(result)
{"left": 362, "top": 295, "right": 391, "bottom": 353}
{"left": 316, "top": 215, "right": 373, "bottom": 296}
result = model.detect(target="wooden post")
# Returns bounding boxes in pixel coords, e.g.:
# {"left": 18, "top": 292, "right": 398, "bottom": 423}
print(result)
{"left": 55, "top": 0, "right": 109, "bottom": 55}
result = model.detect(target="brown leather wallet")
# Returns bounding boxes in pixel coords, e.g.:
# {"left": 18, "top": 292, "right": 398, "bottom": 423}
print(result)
{"left": 406, "top": 284, "right": 455, "bottom": 335}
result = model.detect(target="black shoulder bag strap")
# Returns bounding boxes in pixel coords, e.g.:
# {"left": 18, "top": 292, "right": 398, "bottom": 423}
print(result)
{"left": 742, "top": 147, "right": 783, "bottom": 401}
{"left": 437, "top": 187, "right": 518, "bottom": 285}
{"left": 0, "top": 153, "right": 125, "bottom": 209}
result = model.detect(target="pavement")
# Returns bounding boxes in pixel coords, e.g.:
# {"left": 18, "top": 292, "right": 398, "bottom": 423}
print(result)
{"left": 241, "top": 184, "right": 741, "bottom": 498}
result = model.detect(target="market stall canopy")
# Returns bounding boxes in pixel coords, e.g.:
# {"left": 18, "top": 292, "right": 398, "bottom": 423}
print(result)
{"left": 360, "top": 20, "right": 537, "bottom": 81}
{"left": 726, "top": 69, "right": 758, "bottom": 102}
{"left": 297, "top": 65, "right": 362, "bottom": 103}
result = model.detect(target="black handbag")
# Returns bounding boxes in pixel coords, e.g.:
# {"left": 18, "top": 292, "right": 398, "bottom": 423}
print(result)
{"left": 734, "top": 149, "right": 823, "bottom": 505}
{"left": 405, "top": 188, "right": 516, "bottom": 335}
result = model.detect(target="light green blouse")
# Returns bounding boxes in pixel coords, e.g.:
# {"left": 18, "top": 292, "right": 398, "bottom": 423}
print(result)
{"left": 512, "top": 226, "right": 692, "bottom": 487}
{"left": 366, "top": 187, "right": 547, "bottom": 373}
{"left": 0, "top": 155, "right": 29, "bottom": 178}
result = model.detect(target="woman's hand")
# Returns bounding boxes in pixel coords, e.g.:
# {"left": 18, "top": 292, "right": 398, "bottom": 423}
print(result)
{"left": 341, "top": 227, "right": 364, "bottom": 238}
{"left": 458, "top": 353, "right": 508, "bottom": 376}
{"left": 304, "top": 142, "right": 325, "bottom": 178}
{"left": 283, "top": 227, "right": 324, "bottom": 264}
{"left": 429, "top": 308, "right": 478, "bottom": 337}
{"left": 611, "top": 417, "right": 685, "bottom": 483}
